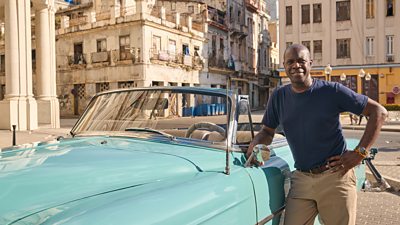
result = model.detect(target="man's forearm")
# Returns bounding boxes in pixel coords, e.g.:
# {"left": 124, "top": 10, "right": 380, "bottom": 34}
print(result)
{"left": 358, "top": 101, "right": 388, "bottom": 150}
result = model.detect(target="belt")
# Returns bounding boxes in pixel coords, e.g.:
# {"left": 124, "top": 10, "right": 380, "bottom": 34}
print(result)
{"left": 298, "top": 164, "right": 330, "bottom": 174}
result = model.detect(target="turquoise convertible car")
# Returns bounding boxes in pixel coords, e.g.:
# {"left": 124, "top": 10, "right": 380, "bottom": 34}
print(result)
{"left": 0, "top": 87, "right": 367, "bottom": 224}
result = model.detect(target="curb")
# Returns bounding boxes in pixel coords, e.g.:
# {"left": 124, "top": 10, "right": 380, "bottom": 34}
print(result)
{"left": 342, "top": 125, "right": 400, "bottom": 132}
{"left": 366, "top": 171, "right": 400, "bottom": 192}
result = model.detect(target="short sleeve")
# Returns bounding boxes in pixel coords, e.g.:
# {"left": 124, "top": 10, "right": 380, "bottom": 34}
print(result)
{"left": 335, "top": 83, "right": 368, "bottom": 115}
{"left": 262, "top": 89, "right": 280, "bottom": 129}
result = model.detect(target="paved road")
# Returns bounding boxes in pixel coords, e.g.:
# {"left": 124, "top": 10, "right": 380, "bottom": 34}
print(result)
{"left": 344, "top": 130, "right": 400, "bottom": 225}
{"left": 357, "top": 191, "right": 400, "bottom": 225}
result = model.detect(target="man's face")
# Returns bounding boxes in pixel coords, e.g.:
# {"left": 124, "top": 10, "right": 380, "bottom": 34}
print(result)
{"left": 283, "top": 47, "right": 313, "bottom": 85}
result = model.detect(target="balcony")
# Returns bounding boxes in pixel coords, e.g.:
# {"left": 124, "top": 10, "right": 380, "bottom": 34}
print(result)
{"left": 246, "top": 0, "right": 259, "bottom": 12}
{"left": 68, "top": 54, "right": 87, "bottom": 65}
{"left": 91, "top": 51, "right": 109, "bottom": 63}
{"left": 96, "top": 11, "right": 111, "bottom": 21}
{"left": 69, "top": 15, "right": 88, "bottom": 26}
{"left": 208, "top": 54, "right": 227, "bottom": 69}
{"left": 208, "top": 7, "right": 227, "bottom": 30}
{"left": 150, "top": 49, "right": 202, "bottom": 70}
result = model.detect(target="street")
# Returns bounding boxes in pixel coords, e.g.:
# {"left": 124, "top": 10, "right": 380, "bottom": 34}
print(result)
{"left": 343, "top": 130, "right": 400, "bottom": 225}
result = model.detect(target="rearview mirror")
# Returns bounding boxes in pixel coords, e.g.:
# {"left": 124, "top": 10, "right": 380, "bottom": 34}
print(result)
{"left": 254, "top": 144, "right": 271, "bottom": 162}
{"left": 244, "top": 144, "right": 271, "bottom": 167}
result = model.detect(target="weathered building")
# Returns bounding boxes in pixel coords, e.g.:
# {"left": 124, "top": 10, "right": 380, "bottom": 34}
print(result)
{"left": 0, "top": 0, "right": 276, "bottom": 122}
{"left": 55, "top": 0, "right": 207, "bottom": 116}
{"left": 279, "top": 0, "right": 400, "bottom": 104}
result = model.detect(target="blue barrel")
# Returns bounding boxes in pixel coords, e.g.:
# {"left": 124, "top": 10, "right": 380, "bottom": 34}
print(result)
{"left": 201, "top": 104, "right": 211, "bottom": 116}
{"left": 215, "top": 104, "right": 221, "bottom": 115}
{"left": 220, "top": 103, "right": 226, "bottom": 115}
{"left": 194, "top": 106, "right": 202, "bottom": 116}
{"left": 210, "top": 104, "right": 216, "bottom": 115}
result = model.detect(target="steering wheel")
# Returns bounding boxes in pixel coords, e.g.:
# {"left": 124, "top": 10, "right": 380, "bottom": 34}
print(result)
{"left": 185, "top": 122, "right": 226, "bottom": 139}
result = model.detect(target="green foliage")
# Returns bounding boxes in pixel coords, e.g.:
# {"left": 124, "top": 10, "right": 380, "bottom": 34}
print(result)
{"left": 383, "top": 104, "right": 400, "bottom": 111}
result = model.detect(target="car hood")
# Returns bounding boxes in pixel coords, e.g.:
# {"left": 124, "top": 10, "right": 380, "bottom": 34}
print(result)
{"left": 0, "top": 136, "right": 227, "bottom": 223}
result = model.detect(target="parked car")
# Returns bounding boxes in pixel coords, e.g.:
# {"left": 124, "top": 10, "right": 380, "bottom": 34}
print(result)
{"left": 0, "top": 87, "right": 367, "bottom": 225}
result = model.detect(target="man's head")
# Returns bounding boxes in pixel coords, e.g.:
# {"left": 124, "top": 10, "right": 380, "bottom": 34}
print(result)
{"left": 283, "top": 44, "right": 313, "bottom": 86}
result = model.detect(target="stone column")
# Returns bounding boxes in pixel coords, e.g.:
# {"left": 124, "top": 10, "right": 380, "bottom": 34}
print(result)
{"left": 0, "top": 0, "right": 38, "bottom": 130}
{"left": 35, "top": 2, "right": 60, "bottom": 128}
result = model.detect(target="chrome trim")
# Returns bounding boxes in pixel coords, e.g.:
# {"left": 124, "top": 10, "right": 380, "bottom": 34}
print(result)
{"left": 257, "top": 205, "right": 286, "bottom": 225}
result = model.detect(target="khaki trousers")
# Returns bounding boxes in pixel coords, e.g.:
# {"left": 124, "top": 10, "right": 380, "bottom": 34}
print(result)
{"left": 283, "top": 169, "right": 357, "bottom": 225}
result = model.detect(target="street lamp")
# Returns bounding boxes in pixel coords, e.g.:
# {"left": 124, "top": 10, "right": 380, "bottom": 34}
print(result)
{"left": 358, "top": 68, "right": 366, "bottom": 78}
{"left": 324, "top": 64, "right": 332, "bottom": 81}
{"left": 340, "top": 73, "right": 347, "bottom": 82}
{"left": 365, "top": 73, "right": 371, "bottom": 81}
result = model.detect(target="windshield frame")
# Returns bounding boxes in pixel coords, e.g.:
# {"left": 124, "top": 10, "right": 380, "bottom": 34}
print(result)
{"left": 70, "top": 87, "right": 236, "bottom": 149}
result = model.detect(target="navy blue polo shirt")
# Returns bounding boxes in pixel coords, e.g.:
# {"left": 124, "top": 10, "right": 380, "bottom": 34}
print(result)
{"left": 262, "top": 79, "right": 368, "bottom": 171}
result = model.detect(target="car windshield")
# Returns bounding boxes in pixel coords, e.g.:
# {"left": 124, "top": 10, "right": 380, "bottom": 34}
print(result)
{"left": 71, "top": 88, "right": 230, "bottom": 143}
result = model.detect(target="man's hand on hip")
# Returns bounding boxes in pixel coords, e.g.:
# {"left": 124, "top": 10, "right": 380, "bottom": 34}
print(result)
{"left": 326, "top": 151, "right": 364, "bottom": 175}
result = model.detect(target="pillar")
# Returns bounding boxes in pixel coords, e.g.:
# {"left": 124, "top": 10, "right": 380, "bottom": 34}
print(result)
{"left": 0, "top": 0, "right": 38, "bottom": 130}
{"left": 35, "top": 2, "right": 60, "bottom": 128}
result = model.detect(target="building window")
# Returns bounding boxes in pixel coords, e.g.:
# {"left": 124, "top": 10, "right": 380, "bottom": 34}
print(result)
{"left": 331, "top": 75, "right": 357, "bottom": 92}
{"left": 387, "top": 0, "right": 394, "bottom": 16}
{"left": 171, "top": 2, "right": 176, "bottom": 11}
{"left": 313, "top": 40, "right": 322, "bottom": 54}
{"left": 152, "top": 35, "right": 161, "bottom": 52}
{"left": 0, "top": 84, "right": 5, "bottom": 101}
{"left": 168, "top": 39, "right": 176, "bottom": 56}
{"left": 118, "top": 81, "right": 135, "bottom": 89}
{"left": 366, "top": 37, "right": 374, "bottom": 56}
{"left": 151, "top": 35, "right": 161, "bottom": 59}
{"left": 366, "top": 0, "right": 375, "bottom": 19}
{"left": 211, "top": 35, "right": 217, "bottom": 56}
{"left": 313, "top": 4, "right": 322, "bottom": 23}
{"left": 119, "top": 35, "right": 131, "bottom": 60}
{"left": 96, "top": 82, "right": 110, "bottom": 93}
{"left": 286, "top": 42, "right": 293, "bottom": 49}
{"left": 386, "top": 35, "right": 394, "bottom": 55}
{"left": 73, "top": 42, "right": 84, "bottom": 64}
{"left": 188, "top": 5, "right": 194, "bottom": 13}
{"left": 301, "top": 5, "right": 310, "bottom": 24}
{"left": 336, "top": 1, "right": 351, "bottom": 21}
{"left": 302, "top": 41, "right": 311, "bottom": 51}
{"left": 337, "top": 39, "right": 351, "bottom": 58}
{"left": 97, "top": 39, "right": 107, "bottom": 52}
{"left": 0, "top": 54, "right": 5, "bottom": 73}
{"left": 286, "top": 6, "right": 292, "bottom": 25}
{"left": 183, "top": 44, "right": 190, "bottom": 56}
{"left": 238, "top": 10, "right": 241, "bottom": 23}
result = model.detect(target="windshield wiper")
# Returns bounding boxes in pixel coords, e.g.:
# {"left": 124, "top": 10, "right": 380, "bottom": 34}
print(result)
{"left": 125, "top": 127, "right": 176, "bottom": 141}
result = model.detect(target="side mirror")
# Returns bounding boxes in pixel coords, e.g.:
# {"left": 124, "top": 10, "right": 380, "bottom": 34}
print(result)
{"left": 244, "top": 144, "right": 271, "bottom": 167}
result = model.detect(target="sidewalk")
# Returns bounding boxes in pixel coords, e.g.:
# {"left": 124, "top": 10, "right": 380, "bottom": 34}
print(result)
{"left": 341, "top": 112, "right": 400, "bottom": 132}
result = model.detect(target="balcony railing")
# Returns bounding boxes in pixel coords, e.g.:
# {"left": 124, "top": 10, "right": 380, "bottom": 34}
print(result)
{"left": 150, "top": 49, "right": 202, "bottom": 69}
{"left": 68, "top": 54, "right": 87, "bottom": 65}
{"left": 208, "top": 7, "right": 226, "bottom": 26}
{"left": 91, "top": 51, "right": 109, "bottom": 63}
{"left": 208, "top": 54, "right": 226, "bottom": 68}
{"left": 96, "top": 11, "right": 111, "bottom": 21}
{"left": 69, "top": 16, "right": 88, "bottom": 26}
{"left": 246, "top": 0, "right": 259, "bottom": 11}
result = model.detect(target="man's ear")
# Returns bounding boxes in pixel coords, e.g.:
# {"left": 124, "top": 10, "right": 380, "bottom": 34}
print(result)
{"left": 309, "top": 59, "right": 313, "bottom": 66}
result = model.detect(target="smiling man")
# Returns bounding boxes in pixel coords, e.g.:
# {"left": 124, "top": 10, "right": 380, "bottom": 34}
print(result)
{"left": 247, "top": 44, "right": 387, "bottom": 225}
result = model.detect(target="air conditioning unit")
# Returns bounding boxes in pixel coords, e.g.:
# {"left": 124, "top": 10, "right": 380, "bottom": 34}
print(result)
{"left": 386, "top": 55, "right": 394, "bottom": 62}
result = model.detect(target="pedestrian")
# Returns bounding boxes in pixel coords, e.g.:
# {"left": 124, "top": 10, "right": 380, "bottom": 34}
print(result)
{"left": 247, "top": 44, "right": 387, "bottom": 225}
{"left": 358, "top": 114, "right": 368, "bottom": 125}
{"left": 349, "top": 113, "right": 359, "bottom": 125}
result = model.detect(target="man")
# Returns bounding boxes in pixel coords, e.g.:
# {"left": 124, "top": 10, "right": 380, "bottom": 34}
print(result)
{"left": 247, "top": 44, "right": 387, "bottom": 225}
